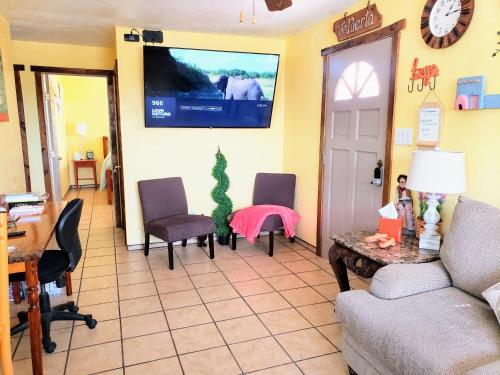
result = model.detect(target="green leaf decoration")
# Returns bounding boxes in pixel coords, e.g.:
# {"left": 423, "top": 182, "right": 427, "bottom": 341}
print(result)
{"left": 211, "top": 148, "right": 233, "bottom": 236}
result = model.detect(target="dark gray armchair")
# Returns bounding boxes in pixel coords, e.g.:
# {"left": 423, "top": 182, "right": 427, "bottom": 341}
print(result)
{"left": 231, "top": 173, "right": 296, "bottom": 256}
{"left": 138, "top": 177, "right": 216, "bottom": 269}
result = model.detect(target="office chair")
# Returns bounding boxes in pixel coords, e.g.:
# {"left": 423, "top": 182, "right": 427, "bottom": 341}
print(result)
{"left": 10, "top": 199, "right": 97, "bottom": 353}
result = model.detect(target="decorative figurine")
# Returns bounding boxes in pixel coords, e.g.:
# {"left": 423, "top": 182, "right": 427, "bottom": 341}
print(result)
{"left": 395, "top": 174, "right": 415, "bottom": 233}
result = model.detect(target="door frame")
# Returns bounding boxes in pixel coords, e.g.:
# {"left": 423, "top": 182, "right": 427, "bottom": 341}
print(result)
{"left": 29, "top": 65, "right": 126, "bottom": 229}
{"left": 316, "top": 19, "right": 406, "bottom": 256}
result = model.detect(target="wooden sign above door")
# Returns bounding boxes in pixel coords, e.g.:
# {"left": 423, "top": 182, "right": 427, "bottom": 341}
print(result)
{"left": 333, "top": 3, "right": 383, "bottom": 42}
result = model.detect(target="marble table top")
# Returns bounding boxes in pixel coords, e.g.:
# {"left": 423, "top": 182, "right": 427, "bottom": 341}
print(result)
{"left": 331, "top": 231, "right": 440, "bottom": 265}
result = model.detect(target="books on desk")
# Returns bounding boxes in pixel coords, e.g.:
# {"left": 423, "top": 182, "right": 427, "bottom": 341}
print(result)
{"left": 5, "top": 192, "right": 48, "bottom": 216}
{"left": 9, "top": 204, "right": 45, "bottom": 216}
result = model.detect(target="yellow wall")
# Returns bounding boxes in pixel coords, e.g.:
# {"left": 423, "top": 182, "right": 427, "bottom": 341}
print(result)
{"left": 284, "top": 0, "right": 500, "bottom": 245}
{"left": 115, "top": 27, "right": 286, "bottom": 245}
{"left": 0, "top": 14, "right": 24, "bottom": 193}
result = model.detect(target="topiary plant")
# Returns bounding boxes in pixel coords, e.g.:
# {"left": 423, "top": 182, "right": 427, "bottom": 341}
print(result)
{"left": 211, "top": 147, "right": 233, "bottom": 245}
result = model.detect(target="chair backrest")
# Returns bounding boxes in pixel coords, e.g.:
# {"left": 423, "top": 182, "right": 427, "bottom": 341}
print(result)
{"left": 0, "top": 211, "right": 14, "bottom": 375}
{"left": 138, "top": 177, "right": 188, "bottom": 227}
{"left": 440, "top": 196, "right": 500, "bottom": 300}
{"left": 253, "top": 173, "right": 296, "bottom": 208}
{"left": 55, "top": 199, "right": 83, "bottom": 272}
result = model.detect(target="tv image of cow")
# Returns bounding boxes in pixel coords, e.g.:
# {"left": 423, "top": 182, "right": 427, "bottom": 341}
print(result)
{"left": 214, "top": 75, "right": 266, "bottom": 100}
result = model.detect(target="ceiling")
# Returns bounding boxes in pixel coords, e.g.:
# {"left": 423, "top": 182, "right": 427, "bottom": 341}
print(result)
{"left": 0, "top": 0, "right": 357, "bottom": 47}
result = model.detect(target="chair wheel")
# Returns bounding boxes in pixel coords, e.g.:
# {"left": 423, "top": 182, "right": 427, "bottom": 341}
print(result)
{"left": 17, "top": 311, "right": 28, "bottom": 324}
{"left": 85, "top": 316, "right": 97, "bottom": 329}
{"left": 43, "top": 341, "right": 56, "bottom": 353}
{"left": 69, "top": 305, "right": 79, "bottom": 313}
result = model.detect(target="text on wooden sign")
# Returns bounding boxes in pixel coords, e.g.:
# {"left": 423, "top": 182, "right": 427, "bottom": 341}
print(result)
{"left": 333, "top": 4, "right": 383, "bottom": 42}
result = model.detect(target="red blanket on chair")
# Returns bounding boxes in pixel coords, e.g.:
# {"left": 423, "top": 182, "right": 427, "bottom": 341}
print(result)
{"left": 230, "top": 205, "right": 301, "bottom": 243}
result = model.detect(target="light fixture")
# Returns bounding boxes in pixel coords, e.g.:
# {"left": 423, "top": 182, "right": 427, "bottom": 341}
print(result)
{"left": 240, "top": 0, "right": 257, "bottom": 24}
{"left": 75, "top": 122, "right": 87, "bottom": 159}
{"left": 406, "top": 150, "right": 466, "bottom": 251}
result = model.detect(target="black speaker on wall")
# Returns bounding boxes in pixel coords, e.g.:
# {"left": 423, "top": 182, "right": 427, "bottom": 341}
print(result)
{"left": 143, "top": 30, "right": 163, "bottom": 43}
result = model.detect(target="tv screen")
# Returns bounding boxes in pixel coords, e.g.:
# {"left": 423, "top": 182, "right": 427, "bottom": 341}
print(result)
{"left": 143, "top": 46, "right": 280, "bottom": 128}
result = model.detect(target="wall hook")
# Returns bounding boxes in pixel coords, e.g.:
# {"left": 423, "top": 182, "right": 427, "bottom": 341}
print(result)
{"left": 429, "top": 76, "right": 437, "bottom": 91}
{"left": 416, "top": 80, "right": 424, "bottom": 92}
{"left": 408, "top": 80, "right": 415, "bottom": 93}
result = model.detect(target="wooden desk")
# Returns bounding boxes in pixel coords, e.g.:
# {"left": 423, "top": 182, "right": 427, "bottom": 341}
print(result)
{"left": 8, "top": 201, "right": 66, "bottom": 375}
{"left": 73, "top": 159, "right": 97, "bottom": 189}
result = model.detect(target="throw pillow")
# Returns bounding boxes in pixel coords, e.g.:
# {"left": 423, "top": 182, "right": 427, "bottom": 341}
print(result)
{"left": 482, "top": 282, "right": 500, "bottom": 326}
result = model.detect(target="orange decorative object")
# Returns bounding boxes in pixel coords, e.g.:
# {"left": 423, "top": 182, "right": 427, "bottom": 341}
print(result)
{"left": 364, "top": 233, "right": 388, "bottom": 243}
{"left": 379, "top": 237, "right": 396, "bottom": 249}
{"left": 408, "top": 57, "right": 439, "bottom": 92}
{"left": 378, "top": 217, "right": 403, "bottom": 243}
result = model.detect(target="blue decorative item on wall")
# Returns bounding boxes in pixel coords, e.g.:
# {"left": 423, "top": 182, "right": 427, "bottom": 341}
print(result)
{"left": 455, "top": 76, "right": 500, "bottom": 110}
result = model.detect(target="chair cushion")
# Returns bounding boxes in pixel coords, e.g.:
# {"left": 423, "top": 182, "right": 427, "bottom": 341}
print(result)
{"left": 440, "top": 196, "right": 500, "bottom": 300}
{"left": 147, "top": 214, "right": 215, "bottom": 243}
{"left": 38, "top": 250, "right": 70, "bottom": 285}
{"left": 483, "top": 281, "right": 500, "bottom": 326}
{"left": 337, "top": 288, "right": 500, "bottom": 374}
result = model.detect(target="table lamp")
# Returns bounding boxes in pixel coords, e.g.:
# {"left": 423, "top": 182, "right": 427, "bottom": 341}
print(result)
{"left": 406, "top": 150, "right": 466, "bottom": 250}
{"left": 76, "top": 122, "right": 87, "bottom": 159}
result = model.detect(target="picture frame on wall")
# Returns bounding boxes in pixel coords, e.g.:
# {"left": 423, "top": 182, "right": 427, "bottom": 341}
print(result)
{"left": 417, "top": 101, "right": 442, "bottom": 147}
{"left": 0, "top": 48, "right": 8, "bottom": 122}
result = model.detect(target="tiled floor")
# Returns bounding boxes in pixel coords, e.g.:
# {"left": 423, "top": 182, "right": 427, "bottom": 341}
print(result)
{"left": 8, "top": 189, "right": 370, "bottom": 375}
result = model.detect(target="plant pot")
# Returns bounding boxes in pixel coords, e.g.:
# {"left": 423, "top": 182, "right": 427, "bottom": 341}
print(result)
{"left": 217, "top": 234, "right": 230, "bottom": 246}
{"left": 415, "top": 217, "right": 442, "bottom": 238}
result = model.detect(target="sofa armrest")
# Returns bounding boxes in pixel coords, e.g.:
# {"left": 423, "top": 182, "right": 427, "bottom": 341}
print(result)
{"left": 370, "top": 260, "right": 452, "bottom": 300}
{"left": 466, "top": 360, "right": 500, "bottom": 375}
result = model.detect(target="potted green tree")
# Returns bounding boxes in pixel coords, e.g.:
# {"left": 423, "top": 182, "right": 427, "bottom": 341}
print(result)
{"left": 211, "top": 147, "right": 233, "bottom": 245}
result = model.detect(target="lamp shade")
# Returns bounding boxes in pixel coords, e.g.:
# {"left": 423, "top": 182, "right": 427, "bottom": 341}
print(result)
{"left": 76, "top": 122, "right": 87, "bottom": 136}
{"left": 406, "top": 150, "right": 466, "bottom": 193}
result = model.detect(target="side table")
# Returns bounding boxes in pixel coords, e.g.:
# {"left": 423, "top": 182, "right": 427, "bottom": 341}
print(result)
{"left": 73, "top": 160, "right": 97, "bottom": 190}
{"left": 329, "top": 232, "right": 440, "bottom": 292}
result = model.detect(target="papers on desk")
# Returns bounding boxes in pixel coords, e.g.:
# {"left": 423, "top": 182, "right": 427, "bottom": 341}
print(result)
{"left": 9, "top": 204, "right": 45, "bottom": 216}
{"left": 5, "top": 192, "right": 49, "bottom": 204}
{"left": 8, "top": 246, "right": 16, "bottom": 254}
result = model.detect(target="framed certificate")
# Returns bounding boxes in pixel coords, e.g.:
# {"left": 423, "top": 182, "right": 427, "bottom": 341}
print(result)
{"left": 417, "top": 102, "right": 442, "bottom": 147}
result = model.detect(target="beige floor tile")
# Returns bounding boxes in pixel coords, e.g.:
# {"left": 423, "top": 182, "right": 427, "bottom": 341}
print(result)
{"left": 77, "top": 301, "right": 120, "bottom": 325}
{"left": 297, "top": 353, "right": 348, "bottom": 375}
{"left": 71, "top": 319, "right": 121, "bottom": 349}
{"left": 258, "top": 308, "right": 312, "bottom": 335}
{"left": 212, "top": 248, "right": 241, "bottom": 260}
{"left": 250, "top": 363, "right": 302, "bottom": 375}
{"left": 350, "top": 278, "right": 371, "bottom": 291}
{"left": 253, "top": 263, "right": 292, "bottom": 278}
{"left": 244, "top": 255, "right": 279, "bottom": 268}
{"left": 232, "top": 279, "right": 274, "bottom": 296}
{"left": 171, "top": 323, "right": 225, "bottom": 354}
{"left": 117, "top": 260, "right": 150, "bottom": 274}
{"left": 156, "top": 276, "right": 194, "bottom": 294}
{"left": 85, "top": 247, "right": 115, "bottom": 258}
{"left": 177, "top": 252, "right": 210, "bottom": 265}
{"left": 296, "top": 270, "right": 337, "bottom": 286}
{"left": 223, "top": 267, "right": 261, "bottom": 283}
{"left": 280, "top": 241, "right": 305, "bottom": 251}
{"left": 87, "top": 240, "right": 115, "bottom": 249}
{"left": 82, "top": 264, "right": 116, "bottom": 278}
{"left": 84, "top": 255, "right": 116, "bottom": 267}
{"left": 197, "top": 284, "right": 239, "bottom": 303}
{"left": 313, "top": 283, "right": 341, "bottom": 301}
{"left": 296, "top": 249, "right": 318, "bottom": 259}
{"left": 125, "top": 357, "right": 183, "bottom": 375}
{"left": 166, "top": 304, "right": 213, "bottom": 329}
{"left": 280, "top": 287, "right": 327, "bottom": 307}
{"left": 80, "top": 275, "right": 117, "bottom": 291}
{"left": 282, "top": 260, "right": 320, "bottom": 273}
{"left": 97, "top": 369, "right": 123, "bottom": 375}
{"left": 191, "top": 272, "right": 228, "bottom": 288}
{"left": 120, "top": 295, "right": 162, "bottom": 317}
{"left": 119, "top": 282, "right": 157, "bottom": 300}
{"left": 116, "top": 252, "right": 145, "bottom": 264}
{"left": 274, "top": 251, "right": 305, "bottom": 263}
{"left": 66, "top": 341, "right": 122, "bottom": 375}
{"left": 14, "top": 328, "right": 72, "bottom": 360}
{"left": 265, "top": 274, "right": 307, "bottom": 291}
{"left": 78, "top": 287, "right": 118, "bottom": 306}
{"left": 230, "top": 337, "right": 291, "bottom": 373}
{"left": 215, "top": 258, "right": 248, "bottom": 271}
{"left": 317, "top": 323, "right": 343, "bottom": 350}
{"left": 244, "top": 292, "right": 292, "bottom": 313}
{"left": 152, "top": 267, "right": 188, "bottom": 281}
{"left": 297, "top": 302, "right": 338, "bottom": 326}
{"left": 309, "top": 257, "right": 331, "bottom": 269}
{"left": 180, "top": 346, "right": 241, "bottom": 375}
{"left": 206, "top": 298, "right": 253, "bottom": 321}
{"left": 217, "top": 315, "right": 270, "bottom": 344}
{"left": 160, "top": 289, "right": 202, "bottom": 310}
{"left": 118, "top": 270, "right": 153, "bottom": 286}
{"left": 121, "top": 311, "right": 168, "bottom": 338}
{"left": 12, "top": 351, "right": 67, "bottom": 375}
{"left": 275, "top": 328, "right": 336, "bottom": 361}
{"left": 123, "top": 331, "right": 176, "bottom": 366}
{"left": 184, "top": 261, "right": 220, "bottom": 275}
{"left": 235, "top": 247, "right": 266, "bottom": 257}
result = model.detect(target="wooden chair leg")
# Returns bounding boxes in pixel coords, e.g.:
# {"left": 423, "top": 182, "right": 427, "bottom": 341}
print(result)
{"left": 269, "top": 231, "right": 274, "bottom": 257}
{"left": 168, "top": 243, "right": 174, "bottom": 270}
{"left": 289, "top": 236, "right": 295, "bottom": 243}
{"left": 197, "top": 235, "right": 207, "bottom": 247}
{"left": 208, "top": 234, "right": 215, "bottom": 259}
{"left": 231, "top": 232, "right": 237, "bottom": 250}
{"left": 144, "top": 233, "right": 150, "bottom": 256}
{"left": 182, "top": 239, "right": 187, "bottom": 247}
{"left": 65, "top": 272, "right": 72, "bottom": 296}
{"left": 13, "top": 281, "right": 21, "bottom": 304}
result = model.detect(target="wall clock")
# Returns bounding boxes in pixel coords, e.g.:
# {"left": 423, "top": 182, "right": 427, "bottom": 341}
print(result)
{"left": 421, "top": 0, "right": 474, "bottom": 49}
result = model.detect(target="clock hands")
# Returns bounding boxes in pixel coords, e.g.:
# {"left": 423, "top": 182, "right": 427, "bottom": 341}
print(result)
{"left": 446, "top": 8, "right": 460, "bottom": 16}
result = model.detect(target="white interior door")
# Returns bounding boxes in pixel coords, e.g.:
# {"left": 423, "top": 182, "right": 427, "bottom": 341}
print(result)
{"left": 321, "top": 37, "right": 393, "bottom": 256}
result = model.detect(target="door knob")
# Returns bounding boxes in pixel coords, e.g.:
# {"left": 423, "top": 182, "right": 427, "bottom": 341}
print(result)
{"left": 371, "top": 160, "right": 383, "bottom": 186}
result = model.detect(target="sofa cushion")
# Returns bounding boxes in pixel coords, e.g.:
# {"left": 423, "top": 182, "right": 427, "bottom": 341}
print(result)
{"left": 440, "top": 196, "right": 500, "bottom": 300}
{"left": 483, "top": 281, "right": 500, "bottom": 326}
{"left": 336, "top": 288, "right": 500, "bottom": 375}
{"left": 147, "top": 215, "right": 215, "bottom": 243}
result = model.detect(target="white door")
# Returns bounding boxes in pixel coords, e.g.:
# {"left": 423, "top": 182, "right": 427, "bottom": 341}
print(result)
{"left": 321, "top": 37, "right": 393, "bottom": 256}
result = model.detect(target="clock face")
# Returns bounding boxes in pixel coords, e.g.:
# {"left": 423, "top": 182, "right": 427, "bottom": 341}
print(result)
{"left": 421, "top": 0, "right": 474, "bottom": 49}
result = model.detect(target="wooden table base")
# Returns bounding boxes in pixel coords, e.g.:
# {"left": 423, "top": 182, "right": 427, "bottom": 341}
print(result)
{"left": 25, "top": 257, "right": 43, "bottom": 375}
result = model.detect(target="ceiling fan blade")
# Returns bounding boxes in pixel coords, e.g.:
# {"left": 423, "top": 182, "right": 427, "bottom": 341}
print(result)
{"left": 264, "top": 0, "right": 293, "bottom": 11}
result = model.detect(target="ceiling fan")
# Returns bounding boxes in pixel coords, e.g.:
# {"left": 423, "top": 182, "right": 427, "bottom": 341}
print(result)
{"left": 264, "top": 0, "right": 293, "bottom": 11}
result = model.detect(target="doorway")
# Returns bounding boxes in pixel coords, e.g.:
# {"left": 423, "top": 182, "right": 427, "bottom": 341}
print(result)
{"left": 317, "top": 20, "right": 405, "bottom": 256}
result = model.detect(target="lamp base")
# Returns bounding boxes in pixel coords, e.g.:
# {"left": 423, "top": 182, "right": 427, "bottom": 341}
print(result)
{"left": 419, "top": 233, "right": 440, "bottom": 251}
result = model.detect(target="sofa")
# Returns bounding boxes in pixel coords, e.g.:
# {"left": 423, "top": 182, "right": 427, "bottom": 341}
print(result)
{"left": 336, "top": 197, "right": 500, "bottom": 375}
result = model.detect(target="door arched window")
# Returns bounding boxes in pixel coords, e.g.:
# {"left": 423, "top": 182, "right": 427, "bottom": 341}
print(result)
{"left": 334, "top": 61, "right": 380, "bottom": 101}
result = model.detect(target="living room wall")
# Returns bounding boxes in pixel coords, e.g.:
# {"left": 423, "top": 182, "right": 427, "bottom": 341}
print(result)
{"left": 115, "top": 27, "right": 286, "bottom": 246}
{"left": 284, "top": 0, "right": 500, "bottom": 245}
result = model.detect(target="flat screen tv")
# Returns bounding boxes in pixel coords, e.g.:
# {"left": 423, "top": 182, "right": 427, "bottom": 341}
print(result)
{"left": 143, "top": 46, "right": 280, "bottom": 128}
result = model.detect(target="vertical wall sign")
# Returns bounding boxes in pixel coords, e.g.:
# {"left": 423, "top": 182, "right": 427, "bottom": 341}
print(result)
{"left": 0, "top": 48, "right": 9, "bottom": 122}
{"left": 333, "top": 2, "right": 383, "bottom": 42}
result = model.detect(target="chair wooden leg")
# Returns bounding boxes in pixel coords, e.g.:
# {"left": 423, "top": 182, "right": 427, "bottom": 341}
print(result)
{"left": 182, "top": 239, "right": 187, "bottom": 247}
{"left": 231, "top": 232, "right": 237, "bottom": 250}
{"left": 65, "top": 272, "right": 72, "bottom": 296}
{"left": 289, "top": 236, "right": 295, "bottom": 243}
{"left": 168, "top": 243, "right": 174, "bottom": 270}
{"left": 208, "top": 234, "right": 215, "bottom": 259}
{"left": 269, "top": 231, "right": 274, "bottom": 257}
{"left": 13, "top": 281, "right": 21, "bottom": 304}
{"left": 144, "top": 233, "right": 150, "bottom": 256}
{"left": 197, "top": 235, "right": 207, "bottom": 247}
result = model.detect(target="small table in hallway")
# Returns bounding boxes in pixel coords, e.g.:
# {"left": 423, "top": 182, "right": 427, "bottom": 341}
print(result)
{"left": 329, "top": 232, "right": 440, "bottom": 292}
{"left": 73, "top": 159, "right": 98, "bottom": 190}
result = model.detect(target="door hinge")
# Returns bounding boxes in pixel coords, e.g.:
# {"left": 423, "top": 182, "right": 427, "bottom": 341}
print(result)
{"left": 43, "top": 93, "right": 50, "bottom": 101}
